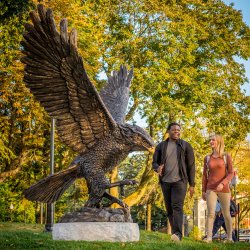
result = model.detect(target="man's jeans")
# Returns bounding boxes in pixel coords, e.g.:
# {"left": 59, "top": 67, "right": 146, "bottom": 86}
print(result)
{"left": 161, "top": 180, "right": 187, "bottom": 239}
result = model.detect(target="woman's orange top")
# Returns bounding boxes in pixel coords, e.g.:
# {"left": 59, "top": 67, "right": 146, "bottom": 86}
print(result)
{"left": 202, "top": 154, "right": 234, "bottom": 193}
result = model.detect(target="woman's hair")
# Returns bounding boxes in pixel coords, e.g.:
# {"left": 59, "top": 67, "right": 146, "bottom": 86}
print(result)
{"left": 211, "top": 134, "right": 225, "bottom": 157}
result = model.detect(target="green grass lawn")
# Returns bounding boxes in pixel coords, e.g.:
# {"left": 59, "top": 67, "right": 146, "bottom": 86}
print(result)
{"left": 0, "top": 222, "right": 249, "bottom": 250}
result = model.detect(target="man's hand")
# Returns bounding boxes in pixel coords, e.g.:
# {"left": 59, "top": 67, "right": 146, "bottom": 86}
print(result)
{"left": 189, "top": 186, "right": 194, "bottom": 198}
{"left": 157, "top": 165, "right": 164, "bottom": 176}
{"left": 216, "top": 183, "right": 224, "bottom": 192}
{"left": 202, "top": 192, "right": 206, "bottom": 201}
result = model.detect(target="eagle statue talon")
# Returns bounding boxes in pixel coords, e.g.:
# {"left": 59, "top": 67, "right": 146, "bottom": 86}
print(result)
{"left": 22, "top": 4, "right": 154, "bottom": 208}
{"left": 120, "top": 179, "right": 138, "bottom": 186}
{"left": 123, "top": 203, "right": 129, "bottom": 209}
{"left": 84, "top": 197, "right": 102, "bottom": 208}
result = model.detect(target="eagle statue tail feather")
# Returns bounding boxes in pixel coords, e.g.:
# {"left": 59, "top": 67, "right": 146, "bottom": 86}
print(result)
{"left": 24, "top": 165, "right": 79, "bottom": 203}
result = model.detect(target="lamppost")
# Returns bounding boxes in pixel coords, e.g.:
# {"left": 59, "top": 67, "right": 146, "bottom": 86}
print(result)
{"left": 45, "top": 118, "right": 55, "bottom": 232}
{"left": 192, "top": 208, "right": 195, "bottom": 232}
{"left": 231, "top": 170, "right": 238, "bottom": 240}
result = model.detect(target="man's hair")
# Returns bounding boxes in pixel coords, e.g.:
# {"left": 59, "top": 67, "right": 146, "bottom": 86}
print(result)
{"left": 167, "top": 122, "right": 181, "bottom": 131}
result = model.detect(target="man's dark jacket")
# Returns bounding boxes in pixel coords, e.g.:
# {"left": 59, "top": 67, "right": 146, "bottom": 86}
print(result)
{"left": 152, "top": 138, "right": 195, "bottom": 187}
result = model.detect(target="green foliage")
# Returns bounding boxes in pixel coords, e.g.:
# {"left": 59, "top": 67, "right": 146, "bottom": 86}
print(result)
{"left": 15, "top": 199, "right": 36, "bottom": 223}
{"left": 55, "top": 179, "right": 89, "bottom": 222}
{"left": 0, "top": 183, "right": 36, "bottom": 223}
{"left": 0, "top": 0, "right": 80, "bottom": 223}
{"left": 231, "top": 140, "right": 250, "bottom": 224}
{"left": 0, "top": 0, "right": 33, "bottom": 23}
{"left": 0, "top": 0, "right": 250, "bottom": 225}
{"left": 130, "top": 204, "right": 167, "bottom": 230}
{"left": 0, "top": 133, "right": 15, "bottom": 164}
{"left": 0, "top": 183, "right": 13, "bottom": 221}
{"left": 118, "top": 153, "right": 148, "bottom": 195}
{"left": 189, "top": 225, "right": 203, "bottom": 241}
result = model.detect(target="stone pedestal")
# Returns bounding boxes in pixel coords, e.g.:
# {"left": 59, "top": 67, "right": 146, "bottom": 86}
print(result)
{"left": 52, "top": 222, "right": 140, "bottom": 242}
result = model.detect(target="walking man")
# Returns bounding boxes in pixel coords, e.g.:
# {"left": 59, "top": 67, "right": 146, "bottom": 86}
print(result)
{"left": 152, "top": 122, "right": 195, "bottom": 241}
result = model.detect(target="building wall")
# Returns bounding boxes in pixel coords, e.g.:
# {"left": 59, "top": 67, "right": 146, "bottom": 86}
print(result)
{"left": 194, "top": 199, "right": 207, "bottom": 234}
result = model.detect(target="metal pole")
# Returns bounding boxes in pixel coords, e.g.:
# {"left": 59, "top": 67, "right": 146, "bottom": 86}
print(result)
{"left": 237, "top": 203, "right": 240, "bottom": 241}
{"left": 193, "top": 209, "right": 194, "bottom": 231}
{"left": 234, "top": 185, "right": 237, "bottom": 241}
{"left": 45, "top": 118, "right": 55, "bottom": 232}
{"left": 40, "top": 203, "right": 43, "bottom": 224}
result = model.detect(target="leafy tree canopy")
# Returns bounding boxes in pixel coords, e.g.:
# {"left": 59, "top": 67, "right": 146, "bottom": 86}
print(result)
{"left": 0, "top": 0, "right": 249, "bottom": 223}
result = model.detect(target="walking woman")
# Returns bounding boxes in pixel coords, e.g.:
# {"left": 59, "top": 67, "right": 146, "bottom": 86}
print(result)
{"left": 202, "top": 134, "right": 234, "bottom": 243}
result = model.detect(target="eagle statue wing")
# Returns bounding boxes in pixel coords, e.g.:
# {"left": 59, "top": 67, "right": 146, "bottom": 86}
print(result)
{"left": 100, "top": 66, "right": 133, "bottom": 124}
{"left": 21, "top": 4, "right": 116, "bottom": 154}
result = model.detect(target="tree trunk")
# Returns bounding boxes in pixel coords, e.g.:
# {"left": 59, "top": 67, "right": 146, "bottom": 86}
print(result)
{"left": 123, "top": 153, "right": 155, "bottom": 206}
{"left": 125, "top": 97, "right": 139, "bottom": 121}
{"left": 0, "top": 150, "right": 28, "bottom": 182}
{"left": 0, "top": 167, "right": 21, "bottom": 182}
{"left": 124, "top": 123, "right": 155, "bottom": 206}
{"left": 147, "top": 203, "right": 152, "bottom": 231}
{"left": 110, "top": 166, "right": 119, "bottom": 208}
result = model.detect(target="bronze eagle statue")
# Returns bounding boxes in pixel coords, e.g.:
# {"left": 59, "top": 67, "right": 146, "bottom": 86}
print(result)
{"left": 21, "top": 4, "right": 154, "bottom": 208}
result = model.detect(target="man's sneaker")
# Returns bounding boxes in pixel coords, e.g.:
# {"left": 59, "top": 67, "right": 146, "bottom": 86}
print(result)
{"left": 171, "top": 234, "right": 180, "bottom": 242}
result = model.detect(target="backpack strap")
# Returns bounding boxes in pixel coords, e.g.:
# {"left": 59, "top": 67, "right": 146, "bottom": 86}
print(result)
{"left": 206, "top": 155, "right": 210, "bottom": 165}
{"left": 223, "top": 154, "right": 227, "bottom": 167}
{"left": 206, "top": 155, "right": 210, "bottom": 177}
{"left": 223, "top": 153, "right": 228, "bottom": 173}
{"left": 223, "top": 153, "right": 232, "bottom": 188}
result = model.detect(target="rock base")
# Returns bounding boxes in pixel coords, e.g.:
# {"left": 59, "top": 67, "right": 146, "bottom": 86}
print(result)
{"left": 52, "top": 222, "right": 140, "bottom": 242}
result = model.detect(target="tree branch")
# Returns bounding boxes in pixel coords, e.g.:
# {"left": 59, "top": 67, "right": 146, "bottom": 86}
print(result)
{"left": 125, "top": 97, "right": 139, "bottom": 121}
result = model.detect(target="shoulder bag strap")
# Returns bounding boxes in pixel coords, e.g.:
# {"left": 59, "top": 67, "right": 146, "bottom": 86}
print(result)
{"left": 206, "top": 155, "right": 210, "bottom": 177}
{"left": 223, "top": 153, "right": 228, "bottom": 174}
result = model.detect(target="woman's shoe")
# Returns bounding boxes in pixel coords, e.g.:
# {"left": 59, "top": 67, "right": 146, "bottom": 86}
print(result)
{"left": 223, "top": 239, "right": 234, "bottom": 243}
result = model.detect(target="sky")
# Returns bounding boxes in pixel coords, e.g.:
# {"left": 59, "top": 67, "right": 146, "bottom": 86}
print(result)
{"left": 223, "top": 0, "right": 250, "bottom": 95}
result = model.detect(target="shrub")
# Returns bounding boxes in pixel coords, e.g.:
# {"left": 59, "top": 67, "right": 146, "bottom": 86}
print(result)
{"left": 189, "top": 226, "right": 202, "bottom": 241}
